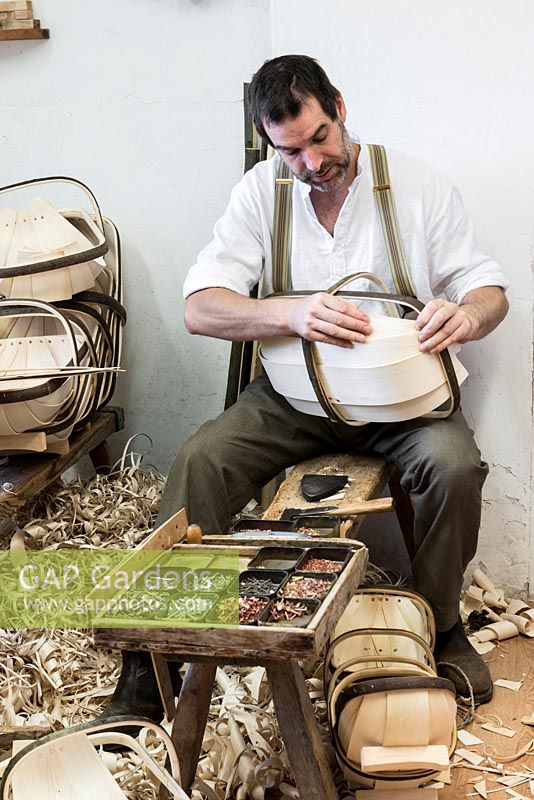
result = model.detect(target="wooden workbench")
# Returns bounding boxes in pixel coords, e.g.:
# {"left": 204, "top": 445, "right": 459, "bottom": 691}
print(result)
{"left": 96, "top": 537, "right": 368, "bottom": 800}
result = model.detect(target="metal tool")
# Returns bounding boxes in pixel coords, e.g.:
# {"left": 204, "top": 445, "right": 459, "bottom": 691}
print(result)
{"left": 281, "top": 496, "right": 394, "bottom": 520}
{"left": 300, "top": 473, "right": 348, "bottom": 502}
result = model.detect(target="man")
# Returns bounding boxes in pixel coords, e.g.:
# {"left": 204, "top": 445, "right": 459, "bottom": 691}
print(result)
{"left": 104, "top": 55, "right": 508, "bottom": 720}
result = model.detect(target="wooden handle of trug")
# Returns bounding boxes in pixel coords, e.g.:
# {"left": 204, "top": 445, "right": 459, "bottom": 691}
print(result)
{"left": 186, "top": 524, "right": 203, "bottom": 544}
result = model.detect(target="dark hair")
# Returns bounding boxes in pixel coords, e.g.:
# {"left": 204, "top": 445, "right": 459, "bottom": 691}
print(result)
{"left": 249, "top": 55, "right": 340, "bottom": 145}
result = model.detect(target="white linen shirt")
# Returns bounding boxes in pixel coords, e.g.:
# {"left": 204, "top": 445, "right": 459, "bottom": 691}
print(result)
{"left": 183, "top": 143, "right": 508, "bottom": 304}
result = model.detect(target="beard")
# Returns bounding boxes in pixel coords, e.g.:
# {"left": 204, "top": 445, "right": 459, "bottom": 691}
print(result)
{"left": 294, "top": 122, "right": 353, "bottom": 193}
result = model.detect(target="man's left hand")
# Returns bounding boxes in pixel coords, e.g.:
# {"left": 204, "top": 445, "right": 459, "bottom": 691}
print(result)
{"left": 415, "top": 299, "right": 476, "bottom": 354}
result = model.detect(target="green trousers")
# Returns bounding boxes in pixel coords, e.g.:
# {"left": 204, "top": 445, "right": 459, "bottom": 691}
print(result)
{"left": 157, "top": 375, "right": 488, "bottom": 631}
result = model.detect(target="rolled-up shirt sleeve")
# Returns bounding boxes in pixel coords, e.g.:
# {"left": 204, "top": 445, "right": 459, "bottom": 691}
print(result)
{"left": 427, "top": 181, "right": 509, "bottom": 305}
{"left": 183, "top": 166, "right": 270, "bottom": 299}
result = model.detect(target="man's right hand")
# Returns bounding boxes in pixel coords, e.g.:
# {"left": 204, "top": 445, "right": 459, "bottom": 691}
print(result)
{"left": 287, "top": 292, "right": 372, "bottom": 348}
{"left": 184, "top": 287, "right": 372, "bottom": 346}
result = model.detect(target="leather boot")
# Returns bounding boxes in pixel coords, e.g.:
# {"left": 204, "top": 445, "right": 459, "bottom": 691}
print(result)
{"left": 434, "top": 618, "right": 493, "bottom": 705}
{"left": 100, "top": 650, "right": 183, "bottom": 722}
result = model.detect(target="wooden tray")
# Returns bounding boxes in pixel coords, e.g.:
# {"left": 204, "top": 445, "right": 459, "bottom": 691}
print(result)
{"left": 95, "top": 533, "right": 368, "bottom": 662}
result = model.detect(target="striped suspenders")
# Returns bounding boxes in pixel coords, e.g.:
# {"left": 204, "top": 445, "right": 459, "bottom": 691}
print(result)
{"left": 272, "top": 144, "right": 416, "bottom": 298}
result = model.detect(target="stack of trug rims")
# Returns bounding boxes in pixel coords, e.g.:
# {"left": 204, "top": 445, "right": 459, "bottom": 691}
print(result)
{"left": 0, "top": 177, "right": 126, "bottom": 455}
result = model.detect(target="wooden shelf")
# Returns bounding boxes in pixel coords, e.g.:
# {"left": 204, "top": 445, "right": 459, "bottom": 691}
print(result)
{"left": 0, "top": 27, "right": 48, "bottom": 39}
{"left": 0, "top": 408, "right": 124, "bottom": 517}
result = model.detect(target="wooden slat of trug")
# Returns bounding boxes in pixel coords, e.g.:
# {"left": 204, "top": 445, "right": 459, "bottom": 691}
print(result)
{"left": 0, "top": 409, "right": 121, "bottom": 516}
{"left": 360, "top": 744, "right": 449, "bottom": 772}
{"left": 263, "top": 453, "right": 391, "bottom": 524}
{"left": 0, "top": 432, "right": 47, "bottom": 453}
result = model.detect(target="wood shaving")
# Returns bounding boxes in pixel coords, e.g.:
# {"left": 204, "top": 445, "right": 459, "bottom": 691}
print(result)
{"left": 455, "top": 748, "right": 486, "bottom": 766}
{"left": 473, "top": 779, "right": 488, "bottom": 798}
{"left": 188, "top": 665, "right": 339, "bottom": 800}
{"left": 496, "top": 776, "right": 530, "bottom": 787}
{"left": 459, "top": 764, "right": 533, "bottom": 778}
{"left": 502, "top": 614, "right": 534, "bottom": 637}
{"left": 469, "top": 639, "right": 496, "bottom": 656}
{"left": 320, "top": 491, "right": 345, "bottom": 501}
{"left": 494, "top": 679, "right": 523, "bottom": 692}
{"left": 472, "top": 621, "right": 519, "bottom": 643}
{"left": 457, "top": 729, "right": 484, "bottom": 746}
{"left": 484, "top": 740, "right": 534, "bottom": 764}
{"left": 10, "top": 459, "right": 165, "bottom": 551}
{"left": 477, "top": 712, "right": 505, "bottom": 727}
{"left": 480, "top": 723, "right": 516, "bottom": 738}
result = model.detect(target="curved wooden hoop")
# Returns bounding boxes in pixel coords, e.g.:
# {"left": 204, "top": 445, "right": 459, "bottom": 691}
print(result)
{"left": 269, "top": 272, "right": 460, "bottom": 422}
{"left": 0, "top": 177, "right": 108, "bottom": 278}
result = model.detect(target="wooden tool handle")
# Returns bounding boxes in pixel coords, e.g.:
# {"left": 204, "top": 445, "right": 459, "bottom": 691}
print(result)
{"left": 186, "top": 524, "right": 203, "bottom": 544}
{"left": 328, "top": 497, "right": 395, "bottom": 517}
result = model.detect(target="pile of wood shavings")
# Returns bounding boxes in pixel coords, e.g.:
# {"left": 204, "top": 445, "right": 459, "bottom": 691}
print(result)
{"left": 0, "top": 628, "right": 120, "bottom": 728}
{"left": 0, "top": 455, "right": 169, "bottom": 799}
{"left": 461, "top": 568, "right": 534, "bottom": 655}
{"left": 190, "top": 666, "right": 347, "bottom": 800}
{"left": 10, "top": 461, "right": 165, "bottom": 551}
{"left": 1, "top": 456, "right": 165, "bottom": 720}
{"left": 0, "top": 459, "right": 321, "bottom": 800}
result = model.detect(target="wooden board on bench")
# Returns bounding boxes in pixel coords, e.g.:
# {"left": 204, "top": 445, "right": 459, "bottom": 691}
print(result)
{"left": 263, "top": 453, "right": 391, "bottom": 529}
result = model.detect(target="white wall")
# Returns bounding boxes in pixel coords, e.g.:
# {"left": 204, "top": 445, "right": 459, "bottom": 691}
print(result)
{"left": 0, "top": 0, "right": 271, "bottom": 468}
{"left": 1, "top": 0, "right": 532, "bottom": 590}
{"left": 271, "top": 0, "right": 534, "bottom": 592}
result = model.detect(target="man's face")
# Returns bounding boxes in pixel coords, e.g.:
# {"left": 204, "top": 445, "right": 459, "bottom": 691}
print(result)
{"left": 263, "top": 95, "right": 353, "bottom": 193}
